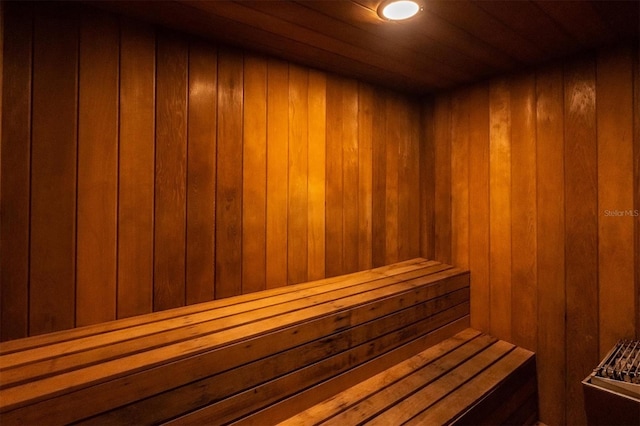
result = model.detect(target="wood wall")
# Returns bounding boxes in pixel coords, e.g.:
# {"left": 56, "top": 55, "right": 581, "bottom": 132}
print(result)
{"left": 0, "top": 2, "right": 422, "bottom": 340}
{"left": 425, "top": 43, "right": 640, "bottom": 425}
{"left": 2, "top": 3, "right": 639, "bottom": 425}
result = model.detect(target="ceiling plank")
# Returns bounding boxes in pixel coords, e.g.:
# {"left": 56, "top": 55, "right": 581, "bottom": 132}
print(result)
{"left": 474, "top": 1, "right": 580, "bottom": 61}
{"left": 299, "top": 0, "right": 502, "bottom": 77}
{"left": 233, "top": 0, "right": 467, "bottom": 82}
{"left": 425, "top": 0, "right": 546, "bottom": 64}
{"left": 86, "top": 0, "right": 639, "bottom": 95}
{"left": 532, "top": 0, "right": 616, "bottom": 49}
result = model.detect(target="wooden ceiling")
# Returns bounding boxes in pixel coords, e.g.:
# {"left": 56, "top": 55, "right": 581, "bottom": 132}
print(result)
{"left": 94, "top": 0, "right": 639, "bottom": 95}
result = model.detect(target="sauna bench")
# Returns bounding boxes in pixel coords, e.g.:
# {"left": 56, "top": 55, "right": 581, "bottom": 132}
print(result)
{"left": 0, "top": 258, "right": 536, "bottom": 425}
{"left": 278, "top": 328, "right": 538, "bottom": 426}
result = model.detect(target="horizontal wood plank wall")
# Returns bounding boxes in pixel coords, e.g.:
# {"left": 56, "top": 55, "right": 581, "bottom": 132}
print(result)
{"left": 426, "top": 44, "right": 640, "bottom": 425}
{"left": 0, "top": 3, "right": 424, "bottom": 340}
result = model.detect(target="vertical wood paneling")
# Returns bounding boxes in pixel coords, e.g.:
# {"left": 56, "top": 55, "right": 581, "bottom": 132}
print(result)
{"left": 510, "top": 73, "right": 537, "bottom": 351}
{"left": 358, "top": 83, "right": 373, "bottom": 270}
{"left": 0, "top": 0, "right": 3, "bottom": 294}
{"left": 488, "top": 80, "right": 512, "bottom": 342}
{"left": 216, "top": 49, "right": 243, "bottom": 298}
{"left": 434, "top": 48, "right": 639, "bottom": 424}
{"left": 76, "top": 10, "right": 119, "bottom": 327}
{"left": 118, "top": 21, "right": 155, "bottom": 319}
{"left": 0, "top": 0, "right": 2, "bottom": 202}
{"left": 186, "top": 42, "right": 217, "bottom": 303}
{"left": 266, "top": 59, "right": 288, "bottom": 288}
{"left": 1, "top": 2, "right": 427, "bottom": 341}
{"left": 468, "top": 85, "right": 490, "bottom": 332}
{"left": 564, "top": 57, "right": 598, "bottom": 425}
{"left": 384, "top": 95, "right": 400, "bottom": 264}
{"left": 536, "top": 66, "right": 566, "bottom": 426}
{"left": 635, "top": 46, "right": 640, "bottom": 339}
{"left": 154, "top": 32, "right": 188, "bottom": 310}
{"left": 30, "top": 6, "right": 78, "bottom": 335}
{"left": 307, "top": 70, "right": 326, "bottom": 280}
{"left": 420, "top": 100, "right": 436, "bottom": 260}
{"left": 434, "top": 95, "right": 452, "bottom": 264}
{"left": 342, "top": 79, "right": 359, "bottom": 273}
{"left": 242, "top": 55, "right": 266, "bottom": 293}
{"left": 597, "top": 46, "right": 635, "bottom": 355}
{"left": 287, "top": 65, "right": 309, "bottom": 284}
{"left": 407, "top": 100, "right": 421, "bottom": 259}
{"left": 1, "top": 2, "right": 32, "bottom": 340}
{"left": 398, "top": 98, "right": 413, "bottom": 261}
{"left": 371, "top": 91, "right": 388, "bottom": 267}
{"left": 450, "top": 91, "right": 470, "bottom": 268}
{"left": 325, "top": 76, "right": 344, "bottom": 276}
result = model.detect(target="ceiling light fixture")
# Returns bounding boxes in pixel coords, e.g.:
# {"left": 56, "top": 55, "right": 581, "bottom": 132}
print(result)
{"left": 378, "top": 0, "right": 423, "bottom": 21}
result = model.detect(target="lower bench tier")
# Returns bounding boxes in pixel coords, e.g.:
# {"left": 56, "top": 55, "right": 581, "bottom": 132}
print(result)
{"left": 277, "top": 328, "right": 537, "bottom": 426}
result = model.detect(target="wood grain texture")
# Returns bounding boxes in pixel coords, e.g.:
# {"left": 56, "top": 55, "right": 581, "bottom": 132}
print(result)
{"left": 596, "top": 46, "right": 635, "bottom": 355}
{"left": 434, "top": 94, "right": 452, "bottom": 264}
{"left": 325, "top": 75, "right": 344, "bottom": 277}
{"left": 509, "top": 73, "right": 537, "bottom": 351}
{"left": 242, "top": 55, "right": 267, "bottom": 294}
{"left": 398, "top": 97, "right": 414, "bottom": 261}
{"left": 118, "top": 20, "right": 155, "bottom": 319}
{"left": 154, "top": 32, "right": 188, "bottom": 310}
{"left": 564, "top": 57, "right": 598, "bottom": 425}
{"left": 216, "top": 48, "right": 244, "bottom": 298}
{"left": 635, "top": 43, "right": 640, "bottom": 340}
{"left": 1, "top": 2, "right": 429, "bottom": 340}
{"left": 1, "top": 2, "right": 32, "bottom": 341}
{"left": 76, "top": 9, "right": 119, "bottom": 327}
{"left": 307, "top": 70, "right": 326, "bottom": 281}
{"left": 287, "top": 65, "right": 309, "bottom": 284}
{"left": 407, "top": 100, "right": 421, "bottom": 259}
{"left": 371, "top": 90, "right": 388, "bottom": 267}
{"left": 450, "top": 90, "right": 470, "bottom": 269}
{"left": 384, "top": 95, "right": 400, "bottom": 264}
{"left": 29, "top": 5, "right": 78, "bottom": 335}
{"left": 467, "top": 84, "right": 490, "bottom": 332}
{"left": 358, "top": 83, "right": 373, "bottom": 270}
{"left": 536, "top": 65, "right": 566, "bottom": 426}
{"left": 266, "top": 58, "right": 288, "bottom": 288}
{"left": 186, "top": 42, "right": 217, "bottom": 303}
{"left": 342, "top": 78, "right": 359, "bottom": 273}
{"left": 488, "top": 80, "right": 512, "bottom": 342}
{"left": 420, "top": 100, "right": 435, "bottom": 260}
{"left": 427, "top": 45, "right": 640, "bottom": 426}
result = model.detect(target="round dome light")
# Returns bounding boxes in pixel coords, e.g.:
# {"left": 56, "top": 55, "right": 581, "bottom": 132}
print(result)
{"left": 378, "top": 0, "right": 422, "bottom": 21}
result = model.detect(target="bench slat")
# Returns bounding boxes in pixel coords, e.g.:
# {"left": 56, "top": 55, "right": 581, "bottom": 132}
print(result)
{"left": 404, "top": 347, "right": 534, "bottom": 425}
{"left": 358, "top": 340, "right": 515, "bottom": 425}
{"left": 235, "top": 317, "right": 470, "bottom": 426}
{"left": 452, "top": 354, "right": 537, "bottom": 425}
{"left": 275, "top": 329, "right": 536, "bottom": 426}
{"left": 278, "top": 328, "right": 482, "bottom": 425}
{"left": 320, "top": 334, "right": 498, "bottom": 426}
